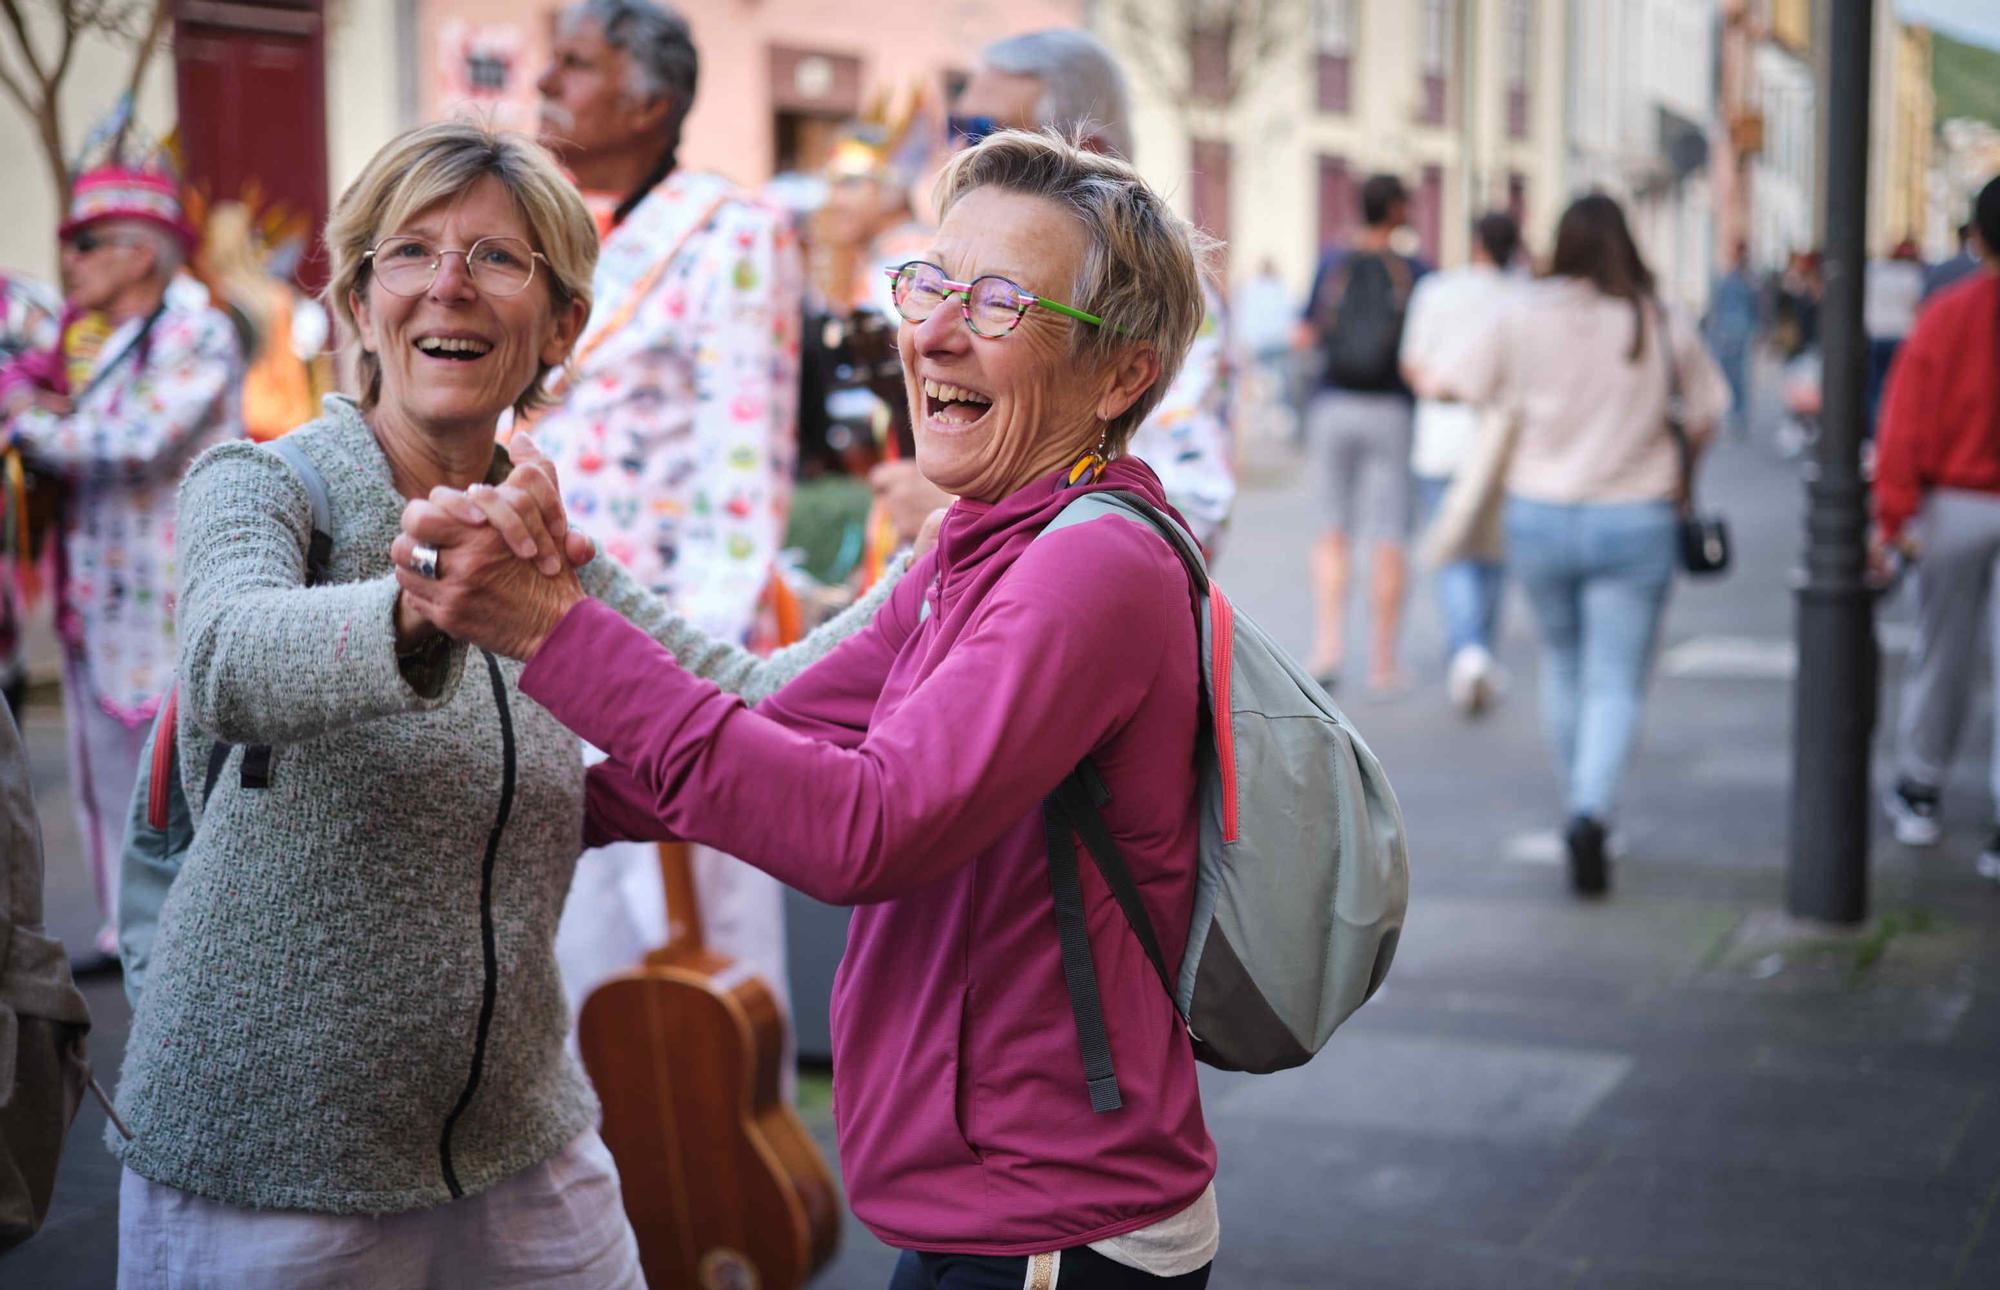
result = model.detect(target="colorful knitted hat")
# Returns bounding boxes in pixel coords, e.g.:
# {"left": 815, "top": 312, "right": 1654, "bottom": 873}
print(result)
{"left": 59, "top": 165, "right": 198, "bottom": 252}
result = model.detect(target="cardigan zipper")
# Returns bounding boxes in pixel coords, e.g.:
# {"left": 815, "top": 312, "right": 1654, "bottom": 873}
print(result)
{"left": 439, "top": 649, "right": 517, "bottom": 1197}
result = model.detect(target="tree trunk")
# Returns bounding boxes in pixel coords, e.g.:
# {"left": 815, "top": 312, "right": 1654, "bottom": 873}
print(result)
{"left": 37, "top": 100, "right": 67, "bottom": 227}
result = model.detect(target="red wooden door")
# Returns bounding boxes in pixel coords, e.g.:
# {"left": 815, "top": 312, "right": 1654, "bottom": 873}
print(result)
{"left": 175, "top": 0, "right": 330, "bottom": 290}
{"left": 1317, "top": 154, "right": 1355, "bottom": 256}
{"left": 1414, "top": 163, "right": 1443, "bottom": 265}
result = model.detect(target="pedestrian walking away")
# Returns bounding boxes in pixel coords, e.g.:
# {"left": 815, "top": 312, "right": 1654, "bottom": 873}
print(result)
{"left": 1400, "top": 210, "right": 1521, "bottom": 716}
{"left": 1706, "top": 241, "right": 1758, "bottom": 439}
{"left": 101, "top": 120, "right": 890, "bottom": 1288}
{"left": 1873, "top": 176, "right": 2000, "bottom": 877}
{"left": 1299, "top": 172, "right": 1429, "bottom": 695}
{"left": 1864, "top": 239, "right": 1925, "bottom": 437}
{"left": 1443, "top": 193, "right": 1728, "bottom": 896}
{"left": 402, "top": 131, "right": 1224, "bottom": 1288}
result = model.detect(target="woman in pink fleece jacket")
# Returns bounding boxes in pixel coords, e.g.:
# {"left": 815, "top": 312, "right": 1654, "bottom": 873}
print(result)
{"left": 397, "top": 132, "right": 1221, "bottom": 1287}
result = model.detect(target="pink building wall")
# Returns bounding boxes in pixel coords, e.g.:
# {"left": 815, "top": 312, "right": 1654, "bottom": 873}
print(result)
{"left": 419, "top": 0, "right": 1087, "bottom": 188}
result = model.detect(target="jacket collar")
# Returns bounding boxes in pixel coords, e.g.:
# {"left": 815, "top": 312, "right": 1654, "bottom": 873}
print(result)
{"left": 932, "top": 455, "right": 1178, "bottom": 591}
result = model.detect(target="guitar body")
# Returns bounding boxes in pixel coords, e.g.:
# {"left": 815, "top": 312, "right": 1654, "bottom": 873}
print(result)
{"left": 577, "top": 846, "right": 841, "bottom": 1290}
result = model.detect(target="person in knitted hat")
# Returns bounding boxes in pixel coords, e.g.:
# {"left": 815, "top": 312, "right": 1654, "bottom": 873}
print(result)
{"left": 0, "top": 161, "right": 243, "bottom": 968}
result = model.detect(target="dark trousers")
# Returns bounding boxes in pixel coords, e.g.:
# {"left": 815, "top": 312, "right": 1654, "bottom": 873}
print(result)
{"left": 889, "top": 1246, "right": 1212, "bottom": 1289}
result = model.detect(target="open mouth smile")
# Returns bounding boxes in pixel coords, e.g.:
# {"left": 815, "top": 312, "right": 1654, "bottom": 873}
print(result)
{"left": 414, "top": 335, "right": 495, "bottom": 362}
{"left": 922, "top": 377, "right": 993, "bottom": 427}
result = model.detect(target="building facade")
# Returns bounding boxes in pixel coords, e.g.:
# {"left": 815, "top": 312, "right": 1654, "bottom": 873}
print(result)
{"left": 1101, "top": 0, "right": 1567, "bottom": 299}
{"left": 1561, "top": 0, "right": 1719, "bottom": 311}
{"left": 1870, "top": 7, "right": 1934, "bottom": 254}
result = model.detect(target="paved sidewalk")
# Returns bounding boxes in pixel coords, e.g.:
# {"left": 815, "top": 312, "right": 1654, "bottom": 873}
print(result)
{"left": 8, "top": 425, "right": 2000, "bottom": 1289}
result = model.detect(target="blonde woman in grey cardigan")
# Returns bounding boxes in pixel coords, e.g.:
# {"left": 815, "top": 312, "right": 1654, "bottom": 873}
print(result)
{"left": 109, "top": 122, "right": 891, "bottom": 1287}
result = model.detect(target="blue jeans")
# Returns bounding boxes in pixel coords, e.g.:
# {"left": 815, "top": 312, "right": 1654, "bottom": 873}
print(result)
{"left": 1415, "top": 475, "right": 1504, "bottom": 663}
{"left": 1504, "top": 498, "right": 1678, "bottom": 819}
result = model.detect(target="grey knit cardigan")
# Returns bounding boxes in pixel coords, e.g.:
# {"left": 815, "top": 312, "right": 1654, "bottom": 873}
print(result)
{"left": 109, "top": 395, "right": 897, "bottom": 1214}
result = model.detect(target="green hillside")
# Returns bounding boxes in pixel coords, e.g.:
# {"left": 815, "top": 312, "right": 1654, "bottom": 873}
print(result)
{"left": 1934, "top": 30, "right": 2000, "bottom": 127}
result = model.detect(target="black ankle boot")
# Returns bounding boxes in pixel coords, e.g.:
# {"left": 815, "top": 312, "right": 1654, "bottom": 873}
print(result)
{"left": 1565, "top": 815, "right": 1608, "bottom": 896}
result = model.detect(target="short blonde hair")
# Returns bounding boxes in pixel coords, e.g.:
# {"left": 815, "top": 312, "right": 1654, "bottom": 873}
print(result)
{"left": 932, "top": 129, "right": 1211, "bottom": 451}
{"left": 323, "top": 121, "right": 598, "bottom": 418}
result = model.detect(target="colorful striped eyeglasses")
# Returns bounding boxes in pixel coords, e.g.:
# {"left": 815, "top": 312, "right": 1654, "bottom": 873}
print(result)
{"left": 885, "top": 260, "right": 1106, "bottom": 339}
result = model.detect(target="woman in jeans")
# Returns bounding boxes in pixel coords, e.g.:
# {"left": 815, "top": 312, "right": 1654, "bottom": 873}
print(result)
{"left": 1450, "top": 195, "right": 1727, "bottom": 894}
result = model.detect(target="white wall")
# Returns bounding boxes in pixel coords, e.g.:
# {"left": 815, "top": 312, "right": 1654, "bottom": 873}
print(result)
{"left": 325, "top": 0, "right": 416, "bottom": 202}
{"left": 0, "top": 14, "right": 178, "bottom": 287}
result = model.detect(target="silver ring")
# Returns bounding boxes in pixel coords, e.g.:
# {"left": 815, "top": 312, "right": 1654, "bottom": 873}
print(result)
{"left": 409, "top": 542, "right": 440, "bottom": 580}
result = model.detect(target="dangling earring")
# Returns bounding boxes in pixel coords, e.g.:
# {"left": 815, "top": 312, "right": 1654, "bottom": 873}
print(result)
{"left": 1066, "top": 427, "right": 1110, "bottom": 487}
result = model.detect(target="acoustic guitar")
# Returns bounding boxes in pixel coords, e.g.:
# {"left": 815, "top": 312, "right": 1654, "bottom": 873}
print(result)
{"left": 578, "top": 843, "right": 843, "bottom": 1290}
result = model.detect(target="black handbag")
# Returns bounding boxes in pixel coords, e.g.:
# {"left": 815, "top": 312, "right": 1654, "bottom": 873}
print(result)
{"left": 1659, "top": 301, "right": 1730, "bottom": 577}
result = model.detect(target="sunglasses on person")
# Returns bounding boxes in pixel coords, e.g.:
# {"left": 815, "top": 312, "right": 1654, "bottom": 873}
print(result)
{"left": 885, "top": 260, "right": 1107, "bottom": 339}
{"left": 65, "top": 230, "right": 134, "bottom": 256}
{"left": 947, "top": 114, "right": 1002, "bottom": 148}
{"left": 362, "top": 235, "right": 548, "bottom": 298}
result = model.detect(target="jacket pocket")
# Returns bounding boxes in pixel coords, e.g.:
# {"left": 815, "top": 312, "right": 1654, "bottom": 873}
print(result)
{"left": 951, "top": 997, "right": 984, "bottom": 1163}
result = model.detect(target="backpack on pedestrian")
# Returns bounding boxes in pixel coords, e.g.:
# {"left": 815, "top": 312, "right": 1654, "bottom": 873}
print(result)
{"left": 1036, "top": 490, "right": 1409, "bottom": 1112}
{"left": 0, "top": 699, "right": 98, "bottom": 1249}
{"left": 1313, "top": 251, "right": 1414, "bottom": 392}
{"left": 117, "top": 436, "right": 332, "bottom": 1006}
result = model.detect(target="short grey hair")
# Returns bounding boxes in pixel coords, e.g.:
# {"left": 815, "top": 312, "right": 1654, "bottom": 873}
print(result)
{"left": 980, "top": 29, "right": 1133, "bottom": 162}
{"left": 109, "top": 219, "right": 186, "bottom": 279}
{"left": 560, "top": 0, "right": 698, "bottom": 113}
{"left": 934, "top": 130, "right": 1209, "bottom": 452}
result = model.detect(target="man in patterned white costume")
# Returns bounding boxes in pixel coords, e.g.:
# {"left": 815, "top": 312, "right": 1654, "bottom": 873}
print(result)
{"left": 531, "top": 0, "right": 804, "bottom": 1023}
{"left": 0, "top": 166, "right": 242, "bottom": 964}
{"left": 868, "top": 28, "right": 1236, "bottom": 552}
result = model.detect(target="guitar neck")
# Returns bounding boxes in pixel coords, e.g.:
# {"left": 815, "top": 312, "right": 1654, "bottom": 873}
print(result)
{"left": 659, "top": 841, "right": 705, "bottom": 955}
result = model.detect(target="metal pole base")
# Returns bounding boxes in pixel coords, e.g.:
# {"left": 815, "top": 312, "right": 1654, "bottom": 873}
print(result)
{"left": 1788, "top": 583, "right": 1875, "bottom": 924}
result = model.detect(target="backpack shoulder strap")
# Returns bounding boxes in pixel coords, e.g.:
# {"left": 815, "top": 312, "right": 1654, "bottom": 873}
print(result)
{"left": 1384, "top": 253, "right": 1414, "bottom": 307}
{"left": 236, "top": 436, "right": 335, "bottom": 790}
{"left": 1035, "top": 489, "right": 1206, "bottom": 1113}
{"left": 265, "top": 435, "right": 333, "bottom": 585}
{"left": 1040, "top": 489, "right": 1209, "bottom": 593}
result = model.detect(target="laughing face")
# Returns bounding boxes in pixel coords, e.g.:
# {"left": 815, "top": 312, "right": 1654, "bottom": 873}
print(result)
{"left": 350, "top": 175, "right": 584, "bottom": 440}
{"left": 899, "top": 187, "right": 1111, "bottom": 503}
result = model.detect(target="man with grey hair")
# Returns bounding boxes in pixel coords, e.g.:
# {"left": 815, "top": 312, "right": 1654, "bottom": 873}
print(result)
{"left": 961, "top": 28, "right": 1134, "bottom": 160}
{"left": 532, "top": 0, "right": 805, "bottom": 1031}
{"left": 871, "top": 27, "right": 1236, "bottom": 551}
{"left": 0, "top": 162, "right": 242, "bottom": 970}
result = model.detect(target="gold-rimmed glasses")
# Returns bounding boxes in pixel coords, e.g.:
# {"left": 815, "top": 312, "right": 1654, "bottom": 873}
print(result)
{"left": 364, "top": 235, "right": 547, "bottom": 298}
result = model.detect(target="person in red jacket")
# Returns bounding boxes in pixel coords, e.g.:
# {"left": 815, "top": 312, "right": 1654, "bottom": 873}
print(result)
{"left": 1874, "top": 175, "right": 2000, "bottom": 872}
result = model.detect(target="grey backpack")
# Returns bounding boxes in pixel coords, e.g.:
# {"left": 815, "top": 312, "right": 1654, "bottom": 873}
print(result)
{"left": 1036, "top": 490, "right": 1408, "bottom": 1112}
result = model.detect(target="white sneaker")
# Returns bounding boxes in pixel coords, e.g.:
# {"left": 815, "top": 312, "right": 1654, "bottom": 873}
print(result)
{"left": 1978, "top": 834, "right": 2000, "bottom": 882}
{"left": 1884, "top": 782, "right": 1942, "bottom": 848}
{"left": 1447, "top": 646, "right": 1497, "bottom": 718}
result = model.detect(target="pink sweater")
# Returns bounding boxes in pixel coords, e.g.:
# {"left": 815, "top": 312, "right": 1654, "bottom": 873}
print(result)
{"left": 520, "top": 458, "right": 1216, "bottom": 1254}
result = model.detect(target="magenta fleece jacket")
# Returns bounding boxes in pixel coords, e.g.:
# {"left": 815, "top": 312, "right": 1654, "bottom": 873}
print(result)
{"left": 519, "top": 457, "right": 1216, "bottom": 1254}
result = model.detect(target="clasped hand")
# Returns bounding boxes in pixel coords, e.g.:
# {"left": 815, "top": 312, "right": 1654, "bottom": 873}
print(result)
{"left": 391, "top": 435, "right": 592, "bottom": 661}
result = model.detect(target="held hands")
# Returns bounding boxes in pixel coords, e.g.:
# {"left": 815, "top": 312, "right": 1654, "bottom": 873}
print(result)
{"left": 391, "top": 435, "right": 594, "bottom": 661}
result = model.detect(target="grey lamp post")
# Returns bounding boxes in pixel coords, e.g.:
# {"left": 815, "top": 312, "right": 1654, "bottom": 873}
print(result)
{"left": 1787, "top": 0, "right": 1874, "bottom": 924}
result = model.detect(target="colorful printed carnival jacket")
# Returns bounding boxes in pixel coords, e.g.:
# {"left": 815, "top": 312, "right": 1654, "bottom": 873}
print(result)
{"left": 5, "top": 288, "right": 243, "bottom": 723}
{"left": 534, "top": 169, "right": 803, "bottom": 643}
